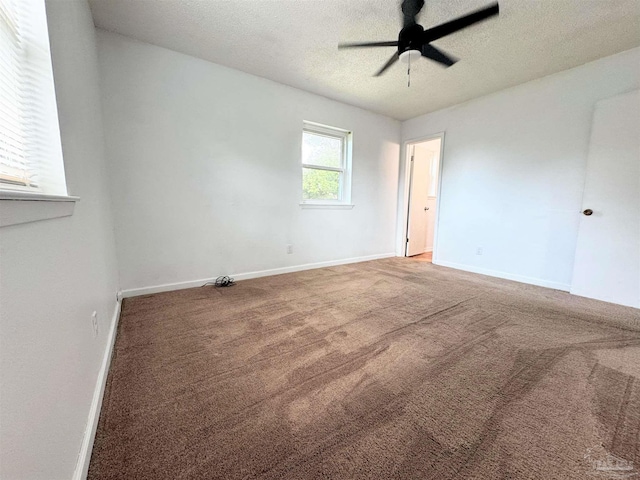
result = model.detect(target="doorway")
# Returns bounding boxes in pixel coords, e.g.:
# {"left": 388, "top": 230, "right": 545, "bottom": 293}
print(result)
{"left": 404, "top": 135, "right": 443, "bottom": 262}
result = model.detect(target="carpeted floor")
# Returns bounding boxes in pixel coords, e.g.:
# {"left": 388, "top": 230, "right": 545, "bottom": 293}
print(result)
{"left": 89, "top": 258, "right": 640, "bottom": 479}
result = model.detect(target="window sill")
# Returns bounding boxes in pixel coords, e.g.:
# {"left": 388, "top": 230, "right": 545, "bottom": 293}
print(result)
{"left": 299, "top": 203, "right": 355, "bottom": 210}
{"left": 0, "top": 191, "right": 79, "bottom": 227}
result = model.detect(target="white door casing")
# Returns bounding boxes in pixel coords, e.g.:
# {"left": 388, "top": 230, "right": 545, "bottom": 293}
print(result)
{"left": 425, "top": 197, "right": 437, "bottom": 252}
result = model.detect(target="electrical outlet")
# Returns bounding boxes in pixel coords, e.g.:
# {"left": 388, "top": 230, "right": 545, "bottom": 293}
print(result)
{"left": 286, "top": 244, "right": 293, "bottom": 254}
{"left": 91, "top": 311, "right": 98, "bottom": 337}
{"left": 476, "top": 247, "right": 483, "bottom": 256}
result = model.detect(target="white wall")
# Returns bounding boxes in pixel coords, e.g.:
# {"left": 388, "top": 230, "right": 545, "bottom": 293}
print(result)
{"left": 401, "top": 47, "right": 640, "bottom": 290}
{"left": 96, "top": 31, "right": 401, "bottom": 293}
{"left": 0, "top": 1, "right": 120, "bottom": 479}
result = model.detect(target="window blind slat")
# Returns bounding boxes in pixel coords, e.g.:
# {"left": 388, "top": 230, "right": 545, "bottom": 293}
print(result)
{"left": 0, "top": 0, "right": 33, "bottom": 189}
{"left": 0, "top": 0, "right": 66, "bottom": 194}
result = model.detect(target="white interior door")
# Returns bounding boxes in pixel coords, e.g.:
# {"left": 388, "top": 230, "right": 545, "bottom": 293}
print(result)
{"left": 570, "top": 90, "right": 640, "bottom": 308}
{"left": 406, "top": 147, "right": 431, "bottom": 256}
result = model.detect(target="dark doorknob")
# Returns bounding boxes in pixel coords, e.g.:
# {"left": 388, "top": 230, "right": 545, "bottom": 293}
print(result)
{"left": 583, "top": 209, "right": 593, "bottom": 216}
{"left": 424, "top": 207, "right": 429, "bottom": 211}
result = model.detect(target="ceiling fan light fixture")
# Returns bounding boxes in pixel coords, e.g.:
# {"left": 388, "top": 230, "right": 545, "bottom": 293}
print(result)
{"left": 400, "top": 49, "right": 422, "bottom": 64}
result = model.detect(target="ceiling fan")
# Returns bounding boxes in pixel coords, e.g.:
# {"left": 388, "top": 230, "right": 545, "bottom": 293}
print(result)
{"left": 338, "top": 0, "right": 499, "bottom": 77}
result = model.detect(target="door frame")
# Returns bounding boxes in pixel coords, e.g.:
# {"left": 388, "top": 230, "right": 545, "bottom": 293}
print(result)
{"left": 400, "top": 132, "right": 446, "bottom": 260}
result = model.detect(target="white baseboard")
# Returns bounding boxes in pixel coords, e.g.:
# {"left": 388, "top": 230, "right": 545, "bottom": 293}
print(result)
{"left": 73, "top": 298, "right": 122, "bottom": 480}
{"left": 120, "top": 253, "right": 396, "bottom": 298}
{"left": 434, "top": 260, "right": 571, "bottom": 292}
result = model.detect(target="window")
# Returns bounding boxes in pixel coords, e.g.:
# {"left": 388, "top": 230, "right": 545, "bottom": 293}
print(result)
{"left": 0, "top": 0, "right": 67, "bottom": 197}
{"left": 301, "top": 122, "right": 352, "bottom": 206}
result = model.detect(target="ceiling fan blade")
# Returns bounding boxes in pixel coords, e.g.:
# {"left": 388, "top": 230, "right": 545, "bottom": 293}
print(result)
{"left": 421, "top": 43, "right": 458, "bottom": 67}
{"left": 422, "top": 2, "right": 499, "bottom": 42}
{"left": 402, "top": 0, "right": 425, "bottom": 27}
{"left": 374, "top": 51, "right": 400, "bottom": 76}
{"left": 338, "top": 41, "right": 398, "bottom": 49}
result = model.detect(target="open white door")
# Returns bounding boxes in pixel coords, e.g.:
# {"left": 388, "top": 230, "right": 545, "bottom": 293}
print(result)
{"left": 570, "top": 90, "right": 640, "bottom": 308}
{"left": 406, "top": 142, "right": 438, "bottom": 256}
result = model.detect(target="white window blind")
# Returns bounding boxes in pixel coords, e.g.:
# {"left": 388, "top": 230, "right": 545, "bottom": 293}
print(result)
{"left": 0, "top": 0, "right": 67, "bottom": 195}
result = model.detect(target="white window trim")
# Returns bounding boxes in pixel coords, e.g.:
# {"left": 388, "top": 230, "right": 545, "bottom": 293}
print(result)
{"left": 0, "top": 177, "right": 79, "bottom": 229}
{"left": 299, "top": 203, "right": 354, "bottom": 210}
{"left": 0, "top": 191, "right": 78, "bottom": 202}
{"left": 301, "top": 121, "right": 353, "bottom": 208}
{"left": 0, "top": 193, "right": 78, "bottom": 227}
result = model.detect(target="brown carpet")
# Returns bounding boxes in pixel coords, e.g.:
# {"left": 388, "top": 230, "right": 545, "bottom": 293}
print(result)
{"left": 89, "top": 258, "right": 640, "bottom": 479}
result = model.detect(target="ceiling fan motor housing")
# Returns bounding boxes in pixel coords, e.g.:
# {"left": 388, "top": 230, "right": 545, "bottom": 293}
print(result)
{"left": 398, "top": 24, "right": 424, "bottom": 62}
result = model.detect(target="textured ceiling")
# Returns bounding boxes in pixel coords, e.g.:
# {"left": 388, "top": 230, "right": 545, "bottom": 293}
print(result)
{"left": 88, "top": 0, "right": 640, "bottom": 120}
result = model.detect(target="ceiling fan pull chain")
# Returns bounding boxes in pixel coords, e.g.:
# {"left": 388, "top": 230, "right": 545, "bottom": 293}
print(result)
{"left": 408, "top": 54, "right": 411, "bottom": 87}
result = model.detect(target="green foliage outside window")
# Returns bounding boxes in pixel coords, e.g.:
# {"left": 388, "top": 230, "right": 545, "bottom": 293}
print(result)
{"left": 302, "top": 168, "right": 340, "bottom": 200}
